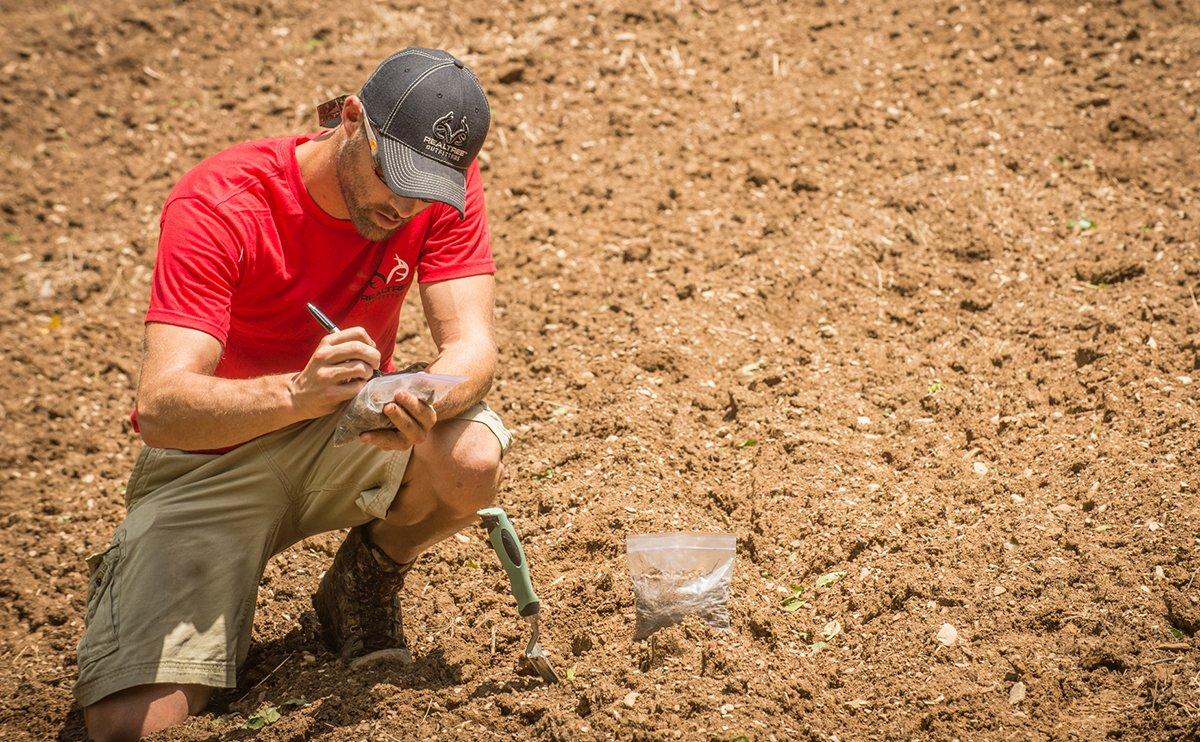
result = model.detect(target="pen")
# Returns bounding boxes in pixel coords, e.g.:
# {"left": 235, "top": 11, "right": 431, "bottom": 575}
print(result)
{"left": 305, "top": 302, "right": 382, "bottom": 378}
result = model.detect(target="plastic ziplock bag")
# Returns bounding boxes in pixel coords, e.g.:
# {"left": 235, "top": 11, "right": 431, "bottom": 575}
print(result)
{"left": 626, "top": 532, "right": 736, "bottom": 639}
{"left": 332, "top": 371, "right": 467, "bottom": 446}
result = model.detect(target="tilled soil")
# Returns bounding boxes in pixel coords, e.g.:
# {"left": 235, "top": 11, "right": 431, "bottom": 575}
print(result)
{"left": 1, "top": 0, "right": 1199, "bottom": 739}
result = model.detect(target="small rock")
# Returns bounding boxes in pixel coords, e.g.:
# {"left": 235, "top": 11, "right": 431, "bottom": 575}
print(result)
{"left": 303, "top": 653, "right": 316, "bottom": 663}
{"left": 972, "top": 461, "right": 989, "bottom": 476}
{"left": 818, "top": 324, "right": 837, "bottom": 338}
{"left": 993, "top": 586, "right": 1007, "bottom": 596}
{"left": 622, "top": 691, "right": 639, "bottom": 708}
{"left": 822, "top": 620, "right": 842, "bottom": 640}
{"left": 936, "top": 623, "right": 958, "bottom": 646}
{"left": 454, "top": 533, "right": 471, "bottom": 544}
{"left": 1155, "top": 566, "right": 1166, "bottom": 581}
{"left": 856, "top": 415, "right": 871, "bottom": 428}
{"left": 1009, "top": 681, "right": 1026, "bottom": 704}
{"left": 718, "top": 702, "right": 735, "bottom": 715}
{"left": 1147, "top": 520, "right": 1162, "bottom": 531}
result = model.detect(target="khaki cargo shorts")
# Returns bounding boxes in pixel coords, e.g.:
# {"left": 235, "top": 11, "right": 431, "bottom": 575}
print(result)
{"left": 73, "top": 402, "right": 510, "bottom": 708}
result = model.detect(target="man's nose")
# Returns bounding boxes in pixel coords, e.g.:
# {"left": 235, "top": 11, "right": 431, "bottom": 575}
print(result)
{"left": 390, "top": 197, "right": 429, "bottom": 218}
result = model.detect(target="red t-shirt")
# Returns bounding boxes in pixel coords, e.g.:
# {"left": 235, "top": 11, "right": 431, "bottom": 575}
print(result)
{"left": 136, "top": 133, "right": 493, "bottom": 434}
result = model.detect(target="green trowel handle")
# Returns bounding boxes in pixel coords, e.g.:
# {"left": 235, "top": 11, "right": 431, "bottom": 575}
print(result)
{"left": 477, "top": 507, "right": 540, "bottom": 618}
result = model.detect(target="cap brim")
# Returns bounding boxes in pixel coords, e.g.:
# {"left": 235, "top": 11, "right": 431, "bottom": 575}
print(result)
{"left": 376, "top": 138, "right": 467, "bottom": 218}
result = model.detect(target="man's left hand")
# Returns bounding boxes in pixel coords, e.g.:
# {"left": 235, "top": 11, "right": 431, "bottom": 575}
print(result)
{"left": 361, "top": 390, "right": 437, "bottom": 450}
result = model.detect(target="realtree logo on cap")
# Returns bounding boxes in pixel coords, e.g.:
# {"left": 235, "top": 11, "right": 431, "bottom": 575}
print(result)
{"left": 425, "top": 111, "right": 470, "bottom": 163}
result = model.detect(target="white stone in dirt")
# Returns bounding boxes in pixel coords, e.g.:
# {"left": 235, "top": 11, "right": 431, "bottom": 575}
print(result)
{"left": 1146, "top": 520, "right": 1162, "bottom": 531}
{"left": 936, "top": 623, "right": 958, "bottom": 646}
{"left": 623, "top": 691, "right": 639, "bottom": 708}
{"left": 1008, "top": 681, "right": 1026, "bottom": 705}
{"left": 972, "top": 461, "right": 989, "bottom": 476}
{"left": 856, "top": 415, "right": 871, "bottom": 428}
{"left": 822, "top": 620, "right": 842, "bottom": 639}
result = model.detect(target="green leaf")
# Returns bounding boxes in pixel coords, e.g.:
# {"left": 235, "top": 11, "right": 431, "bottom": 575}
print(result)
{"left": 782, "top": 597, "right": 806, "bottom": 612}
{"left": 565, "top": 666, "right": 576, "bottom": 680}
{"left": 736, "top": 438, "right": 757, "bottom": 448}
{"left": 466, "top": 558, "right": 479, "bottom": 569}
{"left": 815, "top": 571, "right": 845, "bottom": 589}
{"left": 927, "top": 380, "right": 943, "bottom": 395}
{"left": 732, "top": 736, "right": 750, "bottom": 742}
{"left": 1168, "top": 626, "right": 1185, "bottom": 640}
{"left": 2, "top": 232, "right": 20, "bottom": 242}
{"left": 740, "top": 359, "right": 763, "bottom": 375}
{"left": 809, "top": 641, "right": 827, "bottom": 652}
{"left": 281, "top": 697, "right": 307, "bottom": 709}
{"left": 243, "top": 704, "right": 282, "bottom": 730}
{"left": 1068, "top": 217, "right": 1096, "bottom": 231}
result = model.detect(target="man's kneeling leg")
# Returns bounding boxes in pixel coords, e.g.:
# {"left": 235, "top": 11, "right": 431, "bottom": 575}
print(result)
{"left": 370, "top": 416, "right": 505, "bottom": 564}
{"left": 84, "top": 683, "right": 211, "bottom": 742}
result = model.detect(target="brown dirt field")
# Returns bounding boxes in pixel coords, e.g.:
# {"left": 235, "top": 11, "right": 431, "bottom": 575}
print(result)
{"left": 2, "top": 0, "right": 1199, "bottom": 739}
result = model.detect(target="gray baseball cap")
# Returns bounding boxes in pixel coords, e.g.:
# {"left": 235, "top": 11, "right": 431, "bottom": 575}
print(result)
{"left": 356, "top": 48, "right": 491, "bottom": 217}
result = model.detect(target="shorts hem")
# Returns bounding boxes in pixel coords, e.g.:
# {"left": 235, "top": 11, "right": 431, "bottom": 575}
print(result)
{"left": 74, "top": 658, "right": 236, "bottom": 708}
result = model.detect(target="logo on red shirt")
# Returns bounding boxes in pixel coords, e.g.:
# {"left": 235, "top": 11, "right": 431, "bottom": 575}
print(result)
{"left": 361, "top": 254, "right": 411, "bottom": 302}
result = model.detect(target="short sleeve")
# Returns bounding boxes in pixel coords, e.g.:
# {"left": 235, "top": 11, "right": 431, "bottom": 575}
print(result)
{"left": 145, "top": 197, "right": 244, "bottom": 346}
{"left": 416, "top": 161, "right": 495, "bottom": 283}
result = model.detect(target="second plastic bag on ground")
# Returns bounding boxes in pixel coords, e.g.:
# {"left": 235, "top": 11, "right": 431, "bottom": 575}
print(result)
{"left": 626, "top": 532, "right": 736, "bottom": 639}
{"left": 332, "top": 372, "right": 466, "bottom": 446}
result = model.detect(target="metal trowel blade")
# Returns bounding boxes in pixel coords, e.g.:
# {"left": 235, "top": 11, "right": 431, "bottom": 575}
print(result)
{"left": 524, "top": 615, "right": 560, "bottom": 683}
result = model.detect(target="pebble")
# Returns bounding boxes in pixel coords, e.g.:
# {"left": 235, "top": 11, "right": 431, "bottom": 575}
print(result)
{"left": 1147, "top": 520, "right": 1162, "bottom": 531}
{"left": 936, "top": 623, "right": 958, "bottom": 646}
{"left": 623, "top": 691, "right": 639, "bottom": 708}
{"left": 856, "top": 415, "right": 871, "bottom": 428}
{"left": 972, "top": 462, "right": 988, "bottom": 476}
{"left": 1154, "top": 566, "right": 1165, "bottom": 580}
{"left": 822, "top": 620, "right": 842, "bottom": 640}
{"left": 993, "top": 586, "right": 1007, "bottom": 596}
{"left": 303, "top": 653, "right": 316, "bottom": 663}
{"left": 1008, "top": 681, "right": 1026, "bottom": 705}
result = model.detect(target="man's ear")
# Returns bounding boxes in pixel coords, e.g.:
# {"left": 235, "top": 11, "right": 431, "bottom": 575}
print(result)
{"left": 339, "top": 95, "right": 366, "bottom": 137}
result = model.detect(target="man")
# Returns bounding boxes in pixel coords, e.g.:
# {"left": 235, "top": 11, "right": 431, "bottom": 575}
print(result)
{"left": 75, "top": 48, "right": 510, "bottom": 740}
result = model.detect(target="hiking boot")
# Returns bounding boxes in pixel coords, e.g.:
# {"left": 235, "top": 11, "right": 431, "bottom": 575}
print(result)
{"left": 312, "top": 524, "right": 415, "bottom": 667}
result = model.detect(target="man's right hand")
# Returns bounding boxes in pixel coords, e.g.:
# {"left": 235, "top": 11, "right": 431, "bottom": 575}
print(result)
{"left": 288, "top": 327, "right": 381, "bottom": 418}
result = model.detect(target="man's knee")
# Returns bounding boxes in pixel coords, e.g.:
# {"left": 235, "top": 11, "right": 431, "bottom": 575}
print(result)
{"left": 84, "top": 683, "right": 211, "bottom": 741}
{"left": 433, "top": 423, "right": 503, "bottom": 515}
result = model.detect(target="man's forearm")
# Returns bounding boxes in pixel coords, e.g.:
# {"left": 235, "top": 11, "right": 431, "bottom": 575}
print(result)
{"left": 425, "top": 339, "right": 497, "bottom": 420}
{"left": 137, "top": 371, "right": 305, "bottom": 451}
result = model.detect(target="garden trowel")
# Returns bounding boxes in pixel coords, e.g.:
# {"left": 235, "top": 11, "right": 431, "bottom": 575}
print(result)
{"left": 477, "top": 507, "right": 560, "bottom": 683}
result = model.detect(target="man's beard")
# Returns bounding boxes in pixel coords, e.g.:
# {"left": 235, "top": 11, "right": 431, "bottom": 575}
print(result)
{"left": 335, "top": 138, "right": 410, "bottom": 241}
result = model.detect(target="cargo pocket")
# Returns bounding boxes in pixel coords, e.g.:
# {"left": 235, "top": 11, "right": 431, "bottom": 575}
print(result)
{"left": 77, "top": 536, "right": 122, "bottom": 667}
